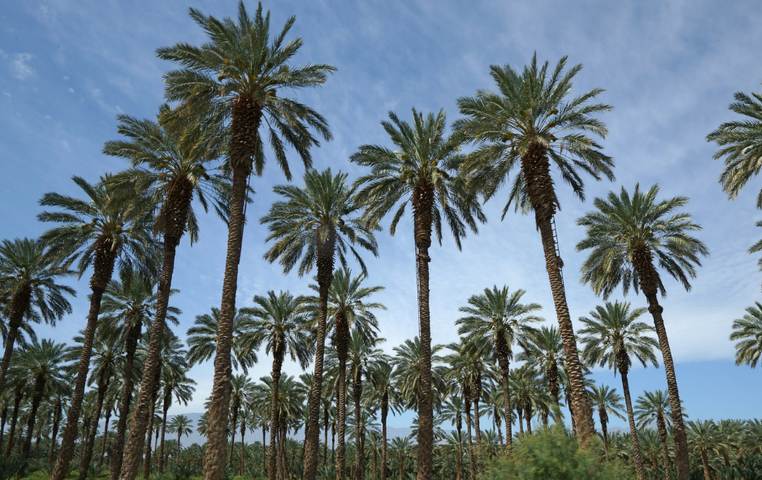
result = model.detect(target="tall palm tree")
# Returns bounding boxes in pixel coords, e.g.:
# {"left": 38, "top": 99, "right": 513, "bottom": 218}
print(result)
{"left": 158, "top": 360, "right": 195, "bottom": 473}
{"left": 39, "top": 175, "right": 154, "bottom": 480}
{"left": 157, "top": 3, "right": 334, "bottom": 477}
{"left": 244, "top": 290, "right": 311, "bottom": 480}
{"left": 520, "top": 326, "right": 564, "bottom": 409}
{"left": 443, "top": 340, "right": 481, "bottom": 480}
{"left": 168, "top": 414, "right": 193, "bottom": 450}
{"left": 707, "top": 83, "right": 762, "bottom": 205}
{"left": 104, "top": 101, "right": 225, "bottom": 480}
{"left": 226, "top": 374, "right": 254, "bottom": 466}
{"left": 0, "top": 238, "right": 74, "bottom": 391}
{"left": 261, "top": 167, "right": 377, "bottom": 480}
{"left": 456, "top": 285, "right": 541, "bottom": 450}
{"left": 352, "top": 109, "right": 483, "bottom": 479}
{"left": 15, "top": 338, "right": 68, "bottom": 460}
{"left": 439, "top": 392, "right": 465, "bottom": 480}
{"left": 730, "top": 302, "right": 762, "bottom": 368}
{"left": 578, "top": 301, "right": 659, "bottom": 480}
{"left": 636, "top": 390, "right": 673, "bottom": 479}
{"left": 455, "top": 55, "right": 612, "bottom": 442}
{"left": 577, "top": 184, "right": 708, "bottom": 479}
{"left": 368, "top": 360, "right": 398, "bottom": 480}
{"left": 589, "top": 384, "right": 625, "bottom": 454}
{"left": 186, "top": 307, "right": 257, "bottom": 373}
{"left": 687, "top": 421, "right": 720, "bottom": 480}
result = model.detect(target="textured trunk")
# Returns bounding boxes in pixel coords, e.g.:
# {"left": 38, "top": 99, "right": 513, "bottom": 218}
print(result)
{"left": 142, "top": 356, "right": 162, "bottom": 479}
{"left": 22, "top": 374, "right": 45, "bottom": 460}
{"left": 278, "top": 425, "right": 288, "bottom": 480}
{"left": 158, "top": 387, "right": 171, "bottom": 472}
{"left": 143, "top": 412, "right": 154, "bottom": 480}
{"left": 525, "top": 407, "right": 532, "bottom": 434}
{"left": 598, "top": 408, "right": 609, "bottom": 455}
{"left": 621, "top": 370, "right": 647, "bottom": 480}
{"left": 473, "top": 398, "right": 482, "bottom": 444}
{"left": 495, "top": 332, "right": 513, "bottom": 450}
{"left": 455, "top": 413, "right": 463, "bottom": 480}
{"left": 494, "top": 410, "right": 504, "bottom": 447}
{"left": 633, "top": 246, "right": 690, "bottom": 480}
{"left": 269, "top": 352, "right": 283, "bottom": 480}
{"left": 700, "top": 450, "right": 713, "bottom": 480}
{"left": 230, "top": 401, "right": 239, "bottom": 464}
{"left": 0, "top": 404, "right": 7, "bottom": 450}
{"left": 463, "top": 392, "right": 476, "bottom": 480}
{"left": 520, "top": 143, "right": 594, "bottom": 443}
{"left": 239, "top": 419, "right": 246, "bottom": 476}
{"left": 110, "top": 320, "right": 142, "bottom": 480}
{"left": 380, "top": 396, "right": 388, "bottom": 480}
{"left": 51, "top": 245, "right": 115, "bottom": 480}
{"left": 323, "top": 402, "right": 330, "bottom": 467}
{"left": 79, "top": 369, "right": 110, "bottom": 480}
{"left": 335, "top": 314, "right": 349, "bottom": 480}
{"left": 518, "top": 410, "right": 524, "bottom": 435}
{"left": 353, "top": 370, "right": 364, "bottom": 480}
{"left": 547, "top": 360, "right": 560, "bottom": 407}
{"left": 656, "top": 412, "right": 672, "bottom": 480}
{"left": 100, "top": 405, "right": 112, "bottom": 467}
{"left": 49, "top": 398, "right": 62, "bottom": 465}
{"left": 0, "top": 286, "right": 30, "bottom": 391}
{"left": 412, "top": 184, "right": 434, "bottom": 480}
{"left": 303, "top": 230, "right": 336, "bottom": 480}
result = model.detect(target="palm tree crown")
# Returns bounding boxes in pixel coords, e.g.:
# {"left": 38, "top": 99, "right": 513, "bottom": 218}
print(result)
{"left": 186, "top": 307, "right": 257, "bottom": 373}
{"left": 730, "top": 302, "right": 762, "bottom": 368}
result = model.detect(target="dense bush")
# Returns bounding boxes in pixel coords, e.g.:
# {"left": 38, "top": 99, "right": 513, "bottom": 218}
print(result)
{"left": 481, "top": 428, "right": 634, "bottom": 480}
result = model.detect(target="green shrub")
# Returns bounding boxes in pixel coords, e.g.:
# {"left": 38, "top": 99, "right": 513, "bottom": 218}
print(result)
{"left": 481, "top": 428, "right": 634, "bottom": 480}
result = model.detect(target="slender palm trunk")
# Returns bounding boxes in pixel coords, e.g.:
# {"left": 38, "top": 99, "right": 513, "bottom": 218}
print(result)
{"left": 380, "top": 396, "right": 388, "bottom": 480}
{"left": 0, "top": 286, "right": 30, "bottom": 391}
{"left": 525, "top": 407, "right": 533, "bottom": 434}
{"left": 278, "top": 425, "right": 288, "bottom": 480}
{"left": 412, "top": 184, "right": 434, "bottom": 480}
{"left": 463, "top": 394, "right": 476, "bottom": 480}
{"left": 80, "top": 370, "right": 110, "bottom": 480}
{"left": 323, "top": 403, "right": 330, "bottom": 467}
{"left": 353, "top": 370, "right": 364, "bottom": 480}
{"left": 51, "top": 247, "right": 116, "bottom": 480}
{"left": 633, "top": 248, "right": 690, "bottom": 480}
{"left": 518, "top": 410, "right": 524, "bottom": 436}
{"left": 239, "top": 419, "right": 246, "bottom": 476}
{"left": 0, "top": 404, "right": 7, "bottom": 450}
{"left": 230, "top": 402, "right": 239, "bottom": 463}
{"left": 336, "top": 318, "right": 349, "bottom": 480}
{"left": 22, "top": 374, "right": 45, "bottom": 460}
{"left": 143, "top": 408, "right": 156, "bottom": 480}
{"left": 455, "top": 413, "right": 463, "bottom": 480}
{"left": 473, "top": 398, "right": 482, "bottom": 444}
{"left": 700, "top": 450, "right": 713, "bottom": 480}
{"left": 49, "top": 398, "right": 62, "bottom": 465}
{"left": 261, "top": 426, "right": 267, "bottom": 479}
{"left": 495, "top": 410, "right": 504, "bottom": 447}
{"left": 520, "top": 144, "right": 594, "bottom": 442}
{"left": 495, "top": 332, "right": 513, "bottom": 450}
{"left": 620, "top": 370, "right": 647, "bottom": 480}
{"left": 110, "top": 321, "right": 142, "bottom": 480}
{"left": 269, "top": 352, "right": 284, "bottom": 480}
{"left": 656, "top": 413, "right": 672, "bottom": 480}
{"left": 598, "top": 408, "right": 609, "bottom": 455}
{"left": 100, "top": 405, "right": 112, "bottom": 467}
{"left": 303, "top": 232, "right": 336, "bottom": 480}
{"left": 158, "top": 388, "right": 172, "bottom": 472}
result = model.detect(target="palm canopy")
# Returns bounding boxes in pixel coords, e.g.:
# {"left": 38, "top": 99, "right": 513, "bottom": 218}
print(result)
{"left": 186, "top": 307, "right": 257, "bottom": 373}
{"left": 103, "top": 105, "right": 229, "bottom": 243}
{"left": 730, "top": 302, "right": 762, "bottom": 368}
{"left": 577, "top": 184, "right": 709, "bottom": 298}
{"left": 392, "top": 337, "right": 446, "bottom": 409}
{"left": 0, "top": 238, "right": 74, "bottom": 325}
{"left": 241, "top": 290, "right": 312, "bottom": 368}
{"left": 456, "top": 285, "right": 542, "bottom": 354}
{"left": 455, "top": 54, "right": 613, "bottom": 218}
{"left": 262, "top": 168, "right": 377, "bottom": 276}
{"left": 351, "top": 109, "right": 484, "bottom": 249}
{"left": 635, "top": 390, "right": 671, "bottom": 430}
{"left": 162, "top": 360, "right": 196, "bottom": 407}
{"left": 38, "top": 175, "right": 156, "bottom": 278}
{"left": 590, "top": 384, "right": 625, "bottom": 420}
{"left": 707, "top": 84, "right": 762, "bottom": 205}
{"left": 16, "top": 337, "right": 70, "bottom": 393}
{"left": 578, "top": 301, "right": 659, "bottom": 374}
{"left": 156, "top": 1, "right": 334, "bottom": 177}
{"left": 168, "top": 414, "right": 193, "bottom": 437}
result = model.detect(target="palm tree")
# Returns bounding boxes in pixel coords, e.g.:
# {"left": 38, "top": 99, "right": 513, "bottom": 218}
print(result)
{"left": 455, "top": 55, "right": 612, "bottom": 442}
{"left": 443, "top": 340, "right": 481, "bottom": 480}
{"left": 352, "top": 109, "right": 483, "bottom": 479}
{"left": 157, "top": 3, "right": 334, "bottom": 477}
{"left": 577, "top": 184, "right": 708, "bottom": 479}
{"left": 687, "top": 421, "right": 719, "bottom": 480}
{"left": 158, "top": 360, "right": 195, "bottom": 473}
{"left": 226, "top": 374, "right": 254, "bottom": 466}
{"left": 186, "top": 307, "right": 258, "bottom": 373}
{"left": 589, "top": 384, "right": 624, "bottom": 454}
{"left": 168, "top": 414, "right": 193, "bottom": 450}
{"left": 39, "top": 175, "right": 154, "bottom": 480}
{"left": 730, "top": 302, "right": 762, "bottom": 368}
{"left": 0, "top": 238, "right": 74, "bottom": 391}
{"left": 636, "top": 390, "right": 673, "bottom": 479}
{"left": 244, "top": 290, "right": 311, "bottom": 480}
{"left": 261, "top": 168, "right": 377, "bottom": 480}
{"left": 456, "top": 285, "right": 541, "bottom": 450}
{"left": 578, "top": 301, "right": 659, "bottom": 480}
{"left": 104, "top": 101, "right": 226, "bottom": 480}
{"left": 706, "top": 83, "right": 762, "bottom": 205}
{"left": 439, "top": 392, "right": 465, "bottom": 480}
{"left": 15, "top": 338, "right": 68, "bottom": 460}
{"left": 520, "top": 326, "right": 564, "bottom": 409}
{"left": 368, "top": 360, "right": 398, "bottom": 480}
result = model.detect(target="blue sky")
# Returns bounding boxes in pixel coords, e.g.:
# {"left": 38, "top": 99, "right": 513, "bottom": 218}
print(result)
{"left": 2, "top": 0, "right": 762, "bottom": 433}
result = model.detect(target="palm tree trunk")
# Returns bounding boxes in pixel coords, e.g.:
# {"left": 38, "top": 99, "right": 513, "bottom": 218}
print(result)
{"left": 230, "top": 402, "right": 239, "bottom": 464}
{"left": 520, "top": 145, "right": 595, "bottom": 443}
{"left": 51, "top": 247, "right": 116, "bottom": 480}
{"left": 380, "top": 396, "right": 388, "bottom": 480}
{"left": 269, "top": 353, "right": 284, "bottom": 480}
{"left": 143, "top": 401, "right": 157, "bottom": 480}
{"left": 278, "top": 425, "right": 288, "bottom": 480}
{"left": 495, "top": 411, "right": 504, "bottom": 447}
{"left": 99, "top": 406, "right": 112, "bottom": 467}
{"left": 110, "top": 321, "right": 142, "bottom": 480}
{"left": 463, "top": 396, "right": 476, "bottom": 480}
{"left": 353, "top": 370, "right": 364, "bottom": 480}
{"left": 412, "top": 184, "right": 434, "bottom": 480}
{"left": 473, "top": 398, "right": 481, "bottom": 444}
{"left": 261, "top": 425, "right": 267, "bottom": 479}
{"left": 303, "top": 232, "right": 337, "bottom": 480}
{"left": 158, "top": 388, "right": 171, "bottom": 473}
{"left": 455, "top": 414, "right": 463, "bottom": 480}
{"left": 525, "top": 407, "right": 533, "bottom": 434}
{"left": 598, "top": 409, "right": 609, "bottom": 455}
{"left": 239, "top": 419, "right": 246, "bottom": 476}
{"left": 700, "top": 450, "right": 713, "bottom": 480}
{"left": 620, "top": 370, "right": 647, "bottom": 480}
{"left": 49, "top": 398, "right": 62, "bottom": 466}
{"left": 79, "top": 370, "right": 110, "bottom": 480}
{"left": 323, "top": 403, "right": 330, "bottom": 468}
{"left": 0, "top": 286, "right": 30, "bottom": 391}
{"left": 656, "top": 413, "right": 672, "bottom": 480}
{"left": 0, "top": 404, "right": 7, "bottom": 450}
{"left": 22, "top": 374, "right": 45, "bottom": 460}
{"left": 336, "top": 323, "right": 349, "bottom": 480}
{"left": 495, "top": 332, "right": 513, "bottom": 451}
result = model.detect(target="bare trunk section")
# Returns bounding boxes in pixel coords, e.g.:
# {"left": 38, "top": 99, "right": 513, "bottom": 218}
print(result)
{"left": 158, "top": 387, "right": 172, "bottom": 472}
{"left": 49, "top": 398, "right": 62, "bottom": 466}
{"left": 495, "top": 332, "right": 513, "bottom": 451}
{"left": 380, "top": 395, "right": 388, "bottom": 480}
{"left": 656, "top": 412, "right": 672, "bottom": 480}
{"left": 79, "top": 369, "right": 111, "bottom": 480}
{"left": 0, "top": 286, "right": 30, "bottom": 392}
{"left": 110, "top": 320, "right": 142, "bottom": 480}
{"left": 620, "top": 370, "right": 647, "bottom": 480}
{"left": 335, "top": 312, "right": 349, "bottom": 480}
{"left": 269, "top": 352, "right": 284, "bottom": 480}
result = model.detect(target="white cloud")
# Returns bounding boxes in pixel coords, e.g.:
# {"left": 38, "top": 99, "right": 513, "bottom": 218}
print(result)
{"left": 10, "top": 52, "right": 34, "bottom": 80}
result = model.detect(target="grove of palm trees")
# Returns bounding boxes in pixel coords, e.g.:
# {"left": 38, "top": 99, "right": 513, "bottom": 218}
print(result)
{"left": 2, "top": 2, "right": 762, "bottom": 480}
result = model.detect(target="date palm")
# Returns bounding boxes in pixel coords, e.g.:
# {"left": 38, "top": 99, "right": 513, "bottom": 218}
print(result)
{"left": 367, "top": 360, "right": 398, "bottom": 480}
{"left": 157, "top": 3, "right": 334, "bottom": 476}
{"left": 39, "top": 175, "right": 154, "bottom": 480}
{"left": 261, "top": 168, "right": 377, "bottom": 479}
{"left": 243, "top": 290, "right": 311, "bottom": 480}
{"left": 168, "top": 414, "right": 193, "bottom": 450}
{"left": 730, "top": 302, "right": 762, "bottom": 368}
{"left": 579, "top": 301, "right": 659, "bottom": 480}
{"left": 0, "top": 238, "right": 74, "bottom": 391}
{"left": 635, "top": 390, "right": 673, "bottom": 479}
{"left": 352, "top": 109, "right": 483, "bottom": 479}
{"left": 158, "top": 360, "right": 195, "bottom": 473}
{"left": 225, "top": 374, "right": 255, "bottom": 467}
{"left": 589, "top": 384, "right": 624, "bottom": 454}
{"left": 186, "top": 307, "right": 257, "bottom": 373}
{"left": 104, "top": 103, "right": 227, "bottom": 480}
{"left": 456, "top": 285, "right": 541, "bottom": 450}
{"left": 687, "top": 421, "right": 720, "bottom": 480}
{"left": 519, "top": 325, "right": 564, "bottom": 410}
{"left": 577, "top": 184, "right": 708, "bottom": 479}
